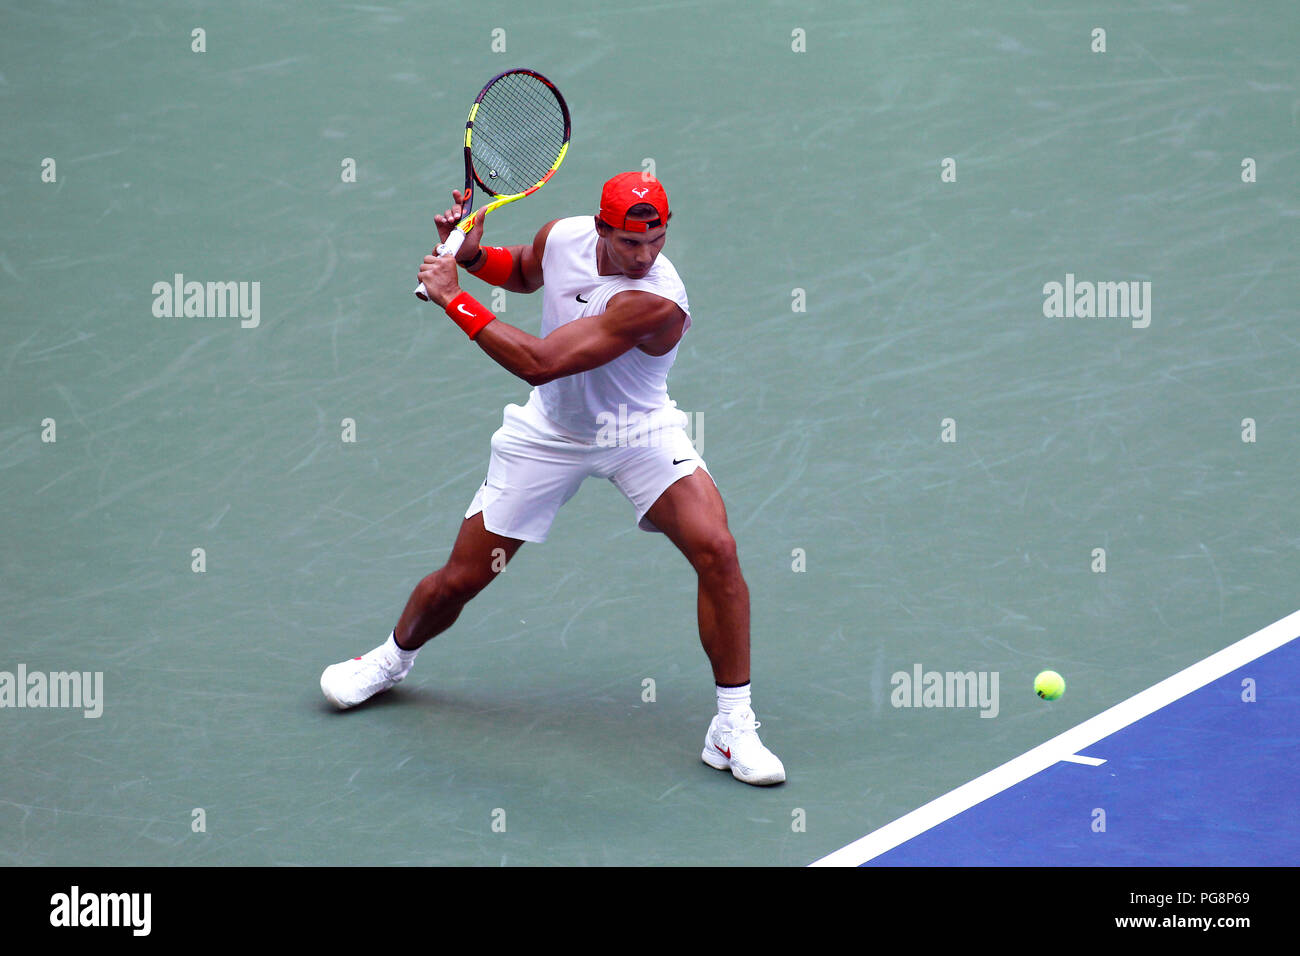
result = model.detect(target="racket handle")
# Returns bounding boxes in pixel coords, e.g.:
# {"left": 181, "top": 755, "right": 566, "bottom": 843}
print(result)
{"left": 414, "top": 229, "right": 468, "bottom": 299}
{"left": 436, "top": 229, "right": 467, "bottom": 258}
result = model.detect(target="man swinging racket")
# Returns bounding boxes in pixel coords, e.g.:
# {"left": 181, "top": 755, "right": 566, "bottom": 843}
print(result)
{"left": 321, "top": 172, "right": 785, "bottom": 786}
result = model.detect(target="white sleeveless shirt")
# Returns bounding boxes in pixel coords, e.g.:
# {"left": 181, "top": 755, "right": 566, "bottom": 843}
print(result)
{"left": 529, "top": 216, "right": 692, "bottom": 441}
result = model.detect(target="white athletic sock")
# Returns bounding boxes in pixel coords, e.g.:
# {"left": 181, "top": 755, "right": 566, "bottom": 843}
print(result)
{"left": 716, "top": 682, "right": 751, "bottom": 720}
{"left": 387, "top": 631, "right": 418, "bottom": 665}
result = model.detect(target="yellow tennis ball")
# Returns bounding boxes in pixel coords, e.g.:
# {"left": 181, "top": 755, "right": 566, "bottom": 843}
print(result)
{"left": 1035, "top": 670, "right": 1065, "bottom": 700}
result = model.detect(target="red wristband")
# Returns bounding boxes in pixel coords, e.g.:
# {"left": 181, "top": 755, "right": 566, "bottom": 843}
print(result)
{"left": 445, "top": 291, "right": 497, "bottom": 340}
{"left": 468, "top": 246, "right": 514, "bottom": 286}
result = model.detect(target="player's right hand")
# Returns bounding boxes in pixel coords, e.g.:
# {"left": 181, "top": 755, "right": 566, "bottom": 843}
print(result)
{"left": 434, "top": 189, "right": 486, "bottom": 265}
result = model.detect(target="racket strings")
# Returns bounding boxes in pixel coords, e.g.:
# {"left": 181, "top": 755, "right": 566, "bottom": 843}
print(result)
{"left": 472, "top": 74, "right": 567, "bottom": 196}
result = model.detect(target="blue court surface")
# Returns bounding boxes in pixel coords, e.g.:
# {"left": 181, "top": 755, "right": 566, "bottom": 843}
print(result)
{"left": 814, "top": 612, "right": 1300, "bottom": 867}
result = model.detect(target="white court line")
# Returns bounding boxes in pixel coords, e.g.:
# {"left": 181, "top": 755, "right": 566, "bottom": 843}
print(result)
{"left": 810, "top": 608, "right": 1300, "bottom": 867}
{"left": 1061, "top": 754, "right": 1107, "bottom": 766}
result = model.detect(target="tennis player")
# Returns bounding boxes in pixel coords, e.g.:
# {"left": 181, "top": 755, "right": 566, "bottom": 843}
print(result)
{"left": 321, "top": 172, "right": 784, "bottom": 785}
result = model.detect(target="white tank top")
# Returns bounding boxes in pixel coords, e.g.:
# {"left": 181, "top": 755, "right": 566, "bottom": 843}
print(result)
{"left": 530, "top": 216, "right": 692, "bottom": 441}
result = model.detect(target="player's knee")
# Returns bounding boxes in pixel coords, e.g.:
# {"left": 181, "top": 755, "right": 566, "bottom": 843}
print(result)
{"left": 691, "top": 530, "right": 740, "bottom": 577}
{"left": 431, "top": 563, "right": 493, "bottom": 607}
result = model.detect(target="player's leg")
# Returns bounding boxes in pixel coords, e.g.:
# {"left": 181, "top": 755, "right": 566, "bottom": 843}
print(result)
{"left": 323, "top": 400, "right": 581, "bottom": 710}
{"left": 320, "top": 513, "right": 522, "bottom": 710}
{"left": 395, "top": 512, "right": 524, "bottom": 650}
{"left": 640, "top": 467, "right": 785, "bottom": 786}
{"left": 641, "top": 469, "right": 749, "bottom": 686}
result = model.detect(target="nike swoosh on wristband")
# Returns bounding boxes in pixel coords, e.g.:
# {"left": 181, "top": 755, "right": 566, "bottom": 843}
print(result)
{"left": 457, "top": 303, "right": 475, "bottom": 316}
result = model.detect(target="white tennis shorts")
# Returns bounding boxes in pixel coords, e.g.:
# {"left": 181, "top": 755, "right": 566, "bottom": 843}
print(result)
{"left": 465, "top": 396, "right": 709, "bottom": 543}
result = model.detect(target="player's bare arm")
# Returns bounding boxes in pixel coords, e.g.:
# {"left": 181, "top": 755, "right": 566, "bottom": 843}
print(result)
{"left": 475, "top": 292, "right": 685, "bottom": 386}
{"left": 419, "top": 202, "right": 686, "bottom": 385}
{"left": 416, "top": 249, "right": 683, "bottom": 384}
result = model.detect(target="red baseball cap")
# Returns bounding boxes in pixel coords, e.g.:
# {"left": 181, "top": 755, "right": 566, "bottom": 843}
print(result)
{"left": 597, "top": 171, "right": 670, "bottom": 233}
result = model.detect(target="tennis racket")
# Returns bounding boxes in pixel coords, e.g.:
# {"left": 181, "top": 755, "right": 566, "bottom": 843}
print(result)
{"left": 414, "top": 68, "right": 571, "bottom": 299}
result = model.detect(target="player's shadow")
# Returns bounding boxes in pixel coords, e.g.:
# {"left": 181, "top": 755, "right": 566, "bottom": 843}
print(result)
{"left": 315, "top": 677, "right": 688, "bottom": 745}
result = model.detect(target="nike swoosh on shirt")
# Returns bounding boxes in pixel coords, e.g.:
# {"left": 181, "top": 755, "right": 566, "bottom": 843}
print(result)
{"left": 673, "top": 458, "right": 694, "bottom": 465}
{"left": 576, "top": 293, "right": 589, "bottom": 303}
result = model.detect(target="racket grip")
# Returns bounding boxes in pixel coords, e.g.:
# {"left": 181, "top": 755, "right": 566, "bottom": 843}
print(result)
{"left": 436, "top": 229, "right": 467, "bottom": 258}
{"left": 414, "top": 229, "right": 468, "bottom": 299}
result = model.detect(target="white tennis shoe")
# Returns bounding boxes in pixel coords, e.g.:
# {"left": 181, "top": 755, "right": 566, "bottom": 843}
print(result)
{"left": 320, "top": 642, "right": 413, "bottom": 709}
{"left": 702, "top": 707, "right": 786, "bottom": 786}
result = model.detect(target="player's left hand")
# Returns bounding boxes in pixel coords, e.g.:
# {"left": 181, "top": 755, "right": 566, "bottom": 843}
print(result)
{"left": 434, "top": 189, "right": 486, "bottom": 265}
{"left": 417, "top": 254, "right": 461, "bottom": 308}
